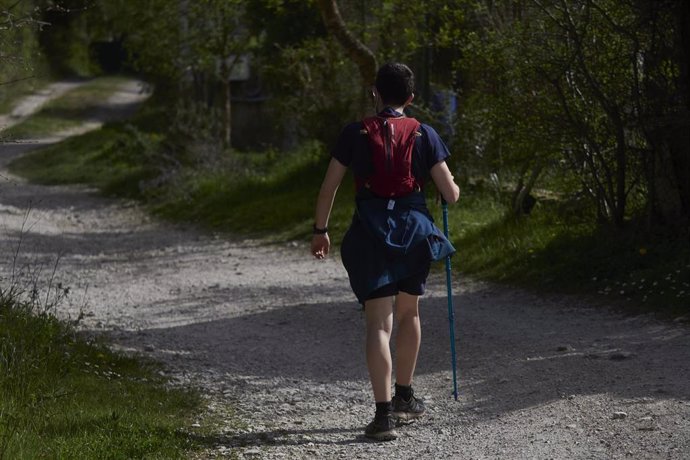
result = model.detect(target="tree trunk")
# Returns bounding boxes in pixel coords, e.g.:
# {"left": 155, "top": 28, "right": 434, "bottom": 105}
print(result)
{"left": 224, "top": 78, "right": 231, "bottom": 149}
{"left": 643, "top": 0, "right": 690, "bottom": 229}
{"left": 651, "top": 140, "right": 684, "bottom": 225}
{"left": 512, "top": 163, "right": 542, "bottom": 216}
{"left": 674, "top": 0, "right": 690, "bottom": 225}
{"left": 613, "top": 124, "right": 627, "bottom": 227}
{"left": 220, "top": 56, "right": 236, "bottom": 149}
{"left": 315, "top": 0, "right": 378, "bottom": 88}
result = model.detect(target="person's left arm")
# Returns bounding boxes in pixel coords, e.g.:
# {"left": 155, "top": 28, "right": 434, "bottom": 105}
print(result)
{"left": 311, "top": 158, "right": 348, "bottom": 259}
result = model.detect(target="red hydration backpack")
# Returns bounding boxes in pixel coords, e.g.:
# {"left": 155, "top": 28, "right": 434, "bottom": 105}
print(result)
{"left": 360, "top": 115, "right": 422, "bottom": 198}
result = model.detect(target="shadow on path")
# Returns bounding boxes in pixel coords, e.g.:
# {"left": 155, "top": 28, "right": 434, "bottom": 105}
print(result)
{"left": 110, "top": 283, "right": 690, "bottom": 423}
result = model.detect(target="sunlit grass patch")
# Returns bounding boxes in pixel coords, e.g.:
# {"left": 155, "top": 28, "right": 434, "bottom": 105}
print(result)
{"left": 155, "top": 141, "right": 356, "bottom": 241}
{"left": 0, "top": 287, "right": 210, "bottom": 458}
{"left": 3, "top": 76, "right": 131, "bottom": 139}
{"left": 0, "top": 77, "right": 50, "bottom": 115}
{"left": 9, "top": 122, "right": 161, "bottom": 199}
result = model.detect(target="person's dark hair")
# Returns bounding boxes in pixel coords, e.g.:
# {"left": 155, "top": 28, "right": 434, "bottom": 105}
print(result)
{"left": 375, "top": 62, "right": 415, "bottom": 106}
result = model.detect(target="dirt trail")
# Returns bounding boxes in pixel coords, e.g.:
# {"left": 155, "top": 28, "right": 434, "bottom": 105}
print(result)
{"left": 1, "top": 80, "right": 689, "bottom": 459}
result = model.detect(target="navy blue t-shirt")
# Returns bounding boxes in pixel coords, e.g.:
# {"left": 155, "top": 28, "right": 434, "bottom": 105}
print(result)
{"left": 331, "top": 108, "right": 451, "bottom": 190}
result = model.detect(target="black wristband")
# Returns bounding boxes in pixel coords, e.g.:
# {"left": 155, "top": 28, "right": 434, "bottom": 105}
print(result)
{"left": 313, "top": 224, "right": 328, "bottom": 235}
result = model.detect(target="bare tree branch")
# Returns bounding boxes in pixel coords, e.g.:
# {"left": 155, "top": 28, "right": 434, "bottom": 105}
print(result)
{"left": 0, "top": 74, "right": 38, "bottom": 86}
{"left": 314, "top": 0, "right": 377, "bottom": 86}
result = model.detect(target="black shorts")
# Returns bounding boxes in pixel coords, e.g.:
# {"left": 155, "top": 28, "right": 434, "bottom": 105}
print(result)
{"left": 365, "top": 263, "right": 431, "bottom": 301}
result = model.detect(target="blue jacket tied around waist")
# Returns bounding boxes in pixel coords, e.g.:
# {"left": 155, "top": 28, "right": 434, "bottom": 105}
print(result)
{"left": 340, "top": 190, "right": 455, "bottom": 303}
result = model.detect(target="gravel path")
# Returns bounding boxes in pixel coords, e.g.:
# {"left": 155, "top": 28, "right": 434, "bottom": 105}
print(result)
{"left": 1, "top": 80, "right": 689, "bottom": 459}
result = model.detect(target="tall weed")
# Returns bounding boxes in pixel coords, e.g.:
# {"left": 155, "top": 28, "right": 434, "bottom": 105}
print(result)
{"left": 0, "top": 208, "right": 77, "bottom": 457}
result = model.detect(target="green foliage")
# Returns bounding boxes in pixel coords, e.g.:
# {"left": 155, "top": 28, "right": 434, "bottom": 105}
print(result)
{"left": 375, "top": 0, "right": 465, "bottom": 68}
{"left": 80, "top": 0, "right": 183, "bottom": 83}
{"left": 246, "top": 0, "right": 325, "bottom": 47}
{"left": 245, "top": 0, "right": 361, "bottom": 144}
{"left": 453, "top": 0, "right": 690, "bottom": 228}
{"left": 37, "top": 0, "right": 101, "bottom": 77}
{"left": 258, "top": 37, "right": 361, "bottom": 146}
{"left": 0, "top": 0, "right": 49, "bottom": 109}
{"left": 188, "top": 0, "right": 252, "bottom": 74}
{"left": 7, "top": 0, "right": 689, "bottom": 228}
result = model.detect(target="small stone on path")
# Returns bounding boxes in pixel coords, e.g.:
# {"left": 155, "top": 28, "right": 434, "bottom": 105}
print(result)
{"left": 610, "top": 351, "right": 634, "bottom": 361}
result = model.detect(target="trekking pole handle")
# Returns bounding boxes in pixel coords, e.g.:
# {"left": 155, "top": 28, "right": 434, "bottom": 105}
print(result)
{"left": 441, "top": 198, "right": 449, "bottom": 238}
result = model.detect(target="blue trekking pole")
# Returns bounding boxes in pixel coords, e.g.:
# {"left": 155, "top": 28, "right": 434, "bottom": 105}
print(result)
{"left": 441, "top": 199, "right": 459, "bottom": 401}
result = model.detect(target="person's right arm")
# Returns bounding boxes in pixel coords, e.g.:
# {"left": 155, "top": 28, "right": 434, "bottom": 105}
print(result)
{"left": 430, "top": 161, "right": 460, "bottom": 204}
{"left": 311, "top": 158, "right": 348, "bottom": 259}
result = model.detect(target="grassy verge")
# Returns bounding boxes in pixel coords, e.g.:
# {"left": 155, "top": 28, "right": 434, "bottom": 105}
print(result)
{"left": 2, "top": 76, "right": 130, "bottom": 139}
{"left": 152, "top": 142, "right": 357, "bottom": 242}
{"left": 453, "top": 196, "right": 690, "bottom": 317}
{"left": 0, "top": 286, "right": 214, "bottom": 458}
{"left": 9, "top": 122, "right": 162, "bottom": 200}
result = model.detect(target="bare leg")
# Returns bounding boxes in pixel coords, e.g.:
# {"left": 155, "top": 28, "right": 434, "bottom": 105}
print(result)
{"left": 394, "top": 292, "right": 421, "bottom": 386}
{"left": 364, "top": 296, "right": 395, "bottom": 402}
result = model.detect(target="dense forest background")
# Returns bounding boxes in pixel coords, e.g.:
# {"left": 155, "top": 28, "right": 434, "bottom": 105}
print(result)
{"left": 2, "top": 0, "right": 689, "bottom": 311}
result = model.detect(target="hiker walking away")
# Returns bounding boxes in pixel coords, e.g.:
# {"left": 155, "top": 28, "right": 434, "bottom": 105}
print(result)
{"left": 311, "top": 62, "right": 460, "bottom": 441}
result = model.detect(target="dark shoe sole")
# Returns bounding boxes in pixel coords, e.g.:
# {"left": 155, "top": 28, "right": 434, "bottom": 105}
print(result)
{"left": 364, "top": 428, "right": 398, "bottom": 441}
{"left": 392, "top": 410, "right": 425, "bottom": 422}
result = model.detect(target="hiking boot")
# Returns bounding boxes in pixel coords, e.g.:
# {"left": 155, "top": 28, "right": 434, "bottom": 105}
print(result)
{"left": 392, "top": 391, "right": 426, "bottom": 422}
{"left": 364, "top": 414, "right": 398, "bottom": 441}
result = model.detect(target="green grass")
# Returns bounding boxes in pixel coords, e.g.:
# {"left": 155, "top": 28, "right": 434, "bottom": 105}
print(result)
{"left": 2, "top": 76, "right": 131, "bottom": 140}
{"left": 452, "top": 196, "right": 690, "bottom": 316}
{"left": 154, "top": 143, "right": 356, "bottom": 241}
{"left": 0, "top": 287, "right": 218, "bottom": 458}
{"left": 9, "top": 122, "right": 162, "bottom": 200}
